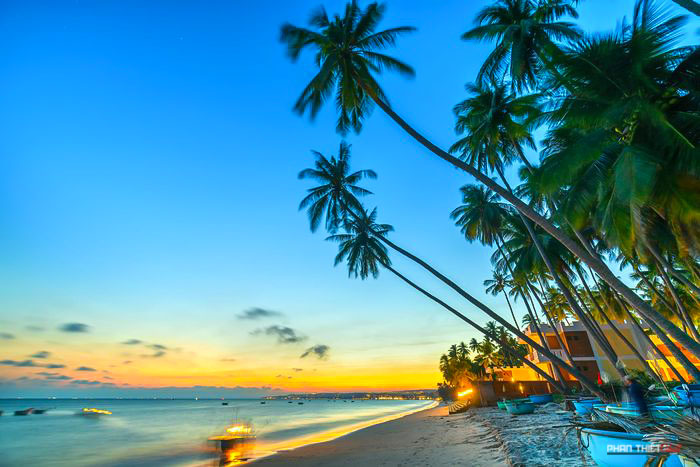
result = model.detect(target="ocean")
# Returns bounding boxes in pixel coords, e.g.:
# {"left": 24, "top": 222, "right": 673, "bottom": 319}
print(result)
{"left": 0, "top": 398, "right": 436, "bottom": 466}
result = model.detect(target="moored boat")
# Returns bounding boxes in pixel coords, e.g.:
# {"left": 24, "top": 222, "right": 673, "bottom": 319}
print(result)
{"left": 605, "top": 404, "right": 684, "bottom": 421}
{"left": 572, "top": 399, "right": 602, "bottom": 415}
{"left": 497, "top": 400, "right": 507, "bottom": 410}
{"left": 505, "top": 400, "right": 535, "bottom": 415}
{"left": 529, "top": 394, "right": 553, "bottom": 404}
{"left": 673, "top": 385, "right": 700, "bottom": 408}
{"left": 579, "top": 428, "right": 682, "bottom": 467}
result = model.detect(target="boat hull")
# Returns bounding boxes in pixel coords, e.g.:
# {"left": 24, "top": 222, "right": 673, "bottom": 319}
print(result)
{"left": 528, "top": 394, "right": 553, "bottom": 404}
{"left": 505, "top": 401, "right": 535, "bottom": 415}
{"left": 580, "top": 429, "right": 682, "bottom": 467}
{"left": 673, "top": 385, "right": 700, "bottom": 408}
{"left": 572, "top": 399, "right": 602, "bottom": 415}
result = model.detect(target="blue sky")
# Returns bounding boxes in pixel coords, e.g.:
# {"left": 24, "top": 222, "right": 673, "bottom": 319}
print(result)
{"left": 0, "top": 0, "right": 697, "bottom": 396}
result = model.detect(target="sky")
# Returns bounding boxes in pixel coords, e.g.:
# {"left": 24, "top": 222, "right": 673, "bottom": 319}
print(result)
{"left": 1, "top": 0, "right": 697, "bottom": 398}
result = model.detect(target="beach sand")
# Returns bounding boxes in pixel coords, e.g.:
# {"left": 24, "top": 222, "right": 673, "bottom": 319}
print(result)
{"left": 252, "top": 405, "right": 507, "bottom": 466}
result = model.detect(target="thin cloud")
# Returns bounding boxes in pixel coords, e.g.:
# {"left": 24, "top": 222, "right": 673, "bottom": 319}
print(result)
{"left": 251, "top": 325, "right": 306, "bottom": 344}
{"left": 121, "top": 339, "right": 142, "bottom": 345}
{"left": 148, "top": 344, "right": 167, "bottom": 350}
{"left": 71, "top": 380, "right": 100, "bottom": 385}
{"left": 37, "top": 372, "right": 72, "bottom": 381}
{"left": 30, "top": 351, "right": 51, "bottom": 359}
{"left": 0, "top": 333, "right": 14, "bottom": 340}
{"left": 25, "top": 325, "right": 44, "bottom": 332}
{"left": 300, "top": 344, "right": 330, "bottom": 360}
{"left": 0, "top": 359, "right": 37, "bottom": 367}
{"left": 292, "top": 368, "right": 303, "bottom": 372}
{"left": 45, "top": 363, "right": 66, "bottom": 369}
{"left": 141, "top": 350, "right": 166, "bottom": 358}
{"left": 75, "top": 366, "right": 96, "bottom": 372}
{"left": 237, "top": 307, "right": 283, "bottom": 320}
{"left": 59, "top": 323, "right": 89, "bottom": 333}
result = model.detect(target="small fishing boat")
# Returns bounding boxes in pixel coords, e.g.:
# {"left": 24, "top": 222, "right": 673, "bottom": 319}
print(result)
{"left": 572, "top": 398, "right": 602, "bottom": 415}
{"left": 529, "top": 394, "right": 553, "bottom": 404}
{"left": 579, "top": 428, "right": 682, "bottom": 467}
{"left": 497, "top": 400, "right": 507, "bottom": 410}
{"left": 222, "top": 402, "right": 228, "bottom": 406}
{"left": 77, "top": 408, "right": 112, "bottom": 417}
{"left": 287, "top": 401, "right": 293, "bottom": 403}
{"left": 14, "top": 408, "right": 33, "bottom": 416}
{"left": 209, "top": 422, "right": 255, "bottom": 464}
{"left": 32, "top": 408, "right": 50, "bottom": 414}
{"left": 298, "top": 402, "right": 304, "bottom": 405}
{"left": 673, "top": 384, "right": 700, "bottom": 408}
{"left": 605, "top": 404, "right": 684, "bottom": 421}
{"left": 260, "top": 401, "right": 265, "bottom": 404}
{"left": 505, "top": 400, "right": 535, "bottom": 415}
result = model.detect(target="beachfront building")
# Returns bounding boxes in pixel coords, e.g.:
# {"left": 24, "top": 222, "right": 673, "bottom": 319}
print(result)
{"left": 497, "top": 319, "right": 700, "bottom": 384}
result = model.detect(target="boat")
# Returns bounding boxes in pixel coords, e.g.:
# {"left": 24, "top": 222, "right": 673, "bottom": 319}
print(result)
{"left": 579, "top": 428, "right": 682, "bottom": 467}
{"left": 287, "top": 401, "right": 293, "bottom": 403}
{"left": 209, "top": 422, "right": 255, "bottom": 464}
{"left": 605, "top": 404, "right": 684, "bottom": 421}
{"left": 222, "top": 402, "right": 228, "bottom": 406}
{"left": 505, "top": 400, "right": 535, "bottom": 415}
{"left": 673, "top": 384, "right": 700, "bottom": 407}
{"left": 14, "top": 408, "right": 33, "bottom": 416}
{"left": 497, "top": 400, "right": 507, "bottom": 410}
{"left": 32, "top": 408, "right": 50, "bottom": 414}
{"left": 77, "top": 408, "right": 112, "bottom": 417}
{"left": 572, "top": 398, "right": 602, "bottom": 415}
{"left": 529, "top": 394, "right": 553, "bottom": 404}
{"left": 260, "top": 401, "right": 265, "bottom": 404}
{"left": 298, "top": 402, "right": 304, "bottom": 405}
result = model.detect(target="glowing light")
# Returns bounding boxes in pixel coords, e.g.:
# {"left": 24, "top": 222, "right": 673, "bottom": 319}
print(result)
{"left": 81, "top": 408, "right": 112, "bottom": 415}
{"left": 457, "top": 389, "right": 473, "bottom": 397}
{"left": 226, "top": 425, "right": 253, "bottom": 436}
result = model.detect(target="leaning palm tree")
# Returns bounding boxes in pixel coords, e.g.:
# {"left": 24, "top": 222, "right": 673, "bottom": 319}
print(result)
{"left": 298, "top": 141, "right": 376, "bottom": 232}
{"left": 461, "top": 0, "right": 581, "bottom": 91}
{"left": 485, "top": 271, "right": 519, "bottom": 327}
{"left": 281, "top": 1, "right": 700, "bottom": 358}
{"left": 328, "top": 207, "right": 574, "bottom": 394}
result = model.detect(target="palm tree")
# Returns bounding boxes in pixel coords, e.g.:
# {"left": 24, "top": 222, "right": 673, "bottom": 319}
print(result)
{"left": 282, "top": 1, "right": 700, "bottom": 358}
{"left": 485, "top": 271, "right": 519, "bottom": 327}
{"left": 298, "top": 141, "right": 376, "bottom": 233}
{"left": 461, "top": 0, "right": 581, "bottom": 91}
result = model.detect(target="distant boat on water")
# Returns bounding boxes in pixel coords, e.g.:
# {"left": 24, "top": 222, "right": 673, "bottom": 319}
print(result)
{"left": 260, "top": 401, "right": 265, "bottom": 404}
{"left": 32, "top": 408, "right": 50, "bottom": 414}
{"left": 298, "top": 402, "right": 304, "bottom": 405}
{"left": 14, "top": 408, "right": 33, "bottom": 416}
{"left": 77, "top": 408, "right": 112, "bottom": 417}
{"left": 222, "top": 402, "right": 228, "bottom": 405}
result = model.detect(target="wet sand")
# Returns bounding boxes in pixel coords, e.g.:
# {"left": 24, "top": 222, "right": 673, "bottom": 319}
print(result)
{"left": 252, "top": 405, "right": 507, "bottom": 466}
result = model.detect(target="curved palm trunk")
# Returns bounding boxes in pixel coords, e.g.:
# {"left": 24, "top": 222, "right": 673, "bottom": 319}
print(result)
{"left": 360, "top": 86, "right": 700, "bottom": 360}
{"left": 374, "top": 233, "right": 605, "bottom": 396}
{"left": 651, "top": 255, "right": 700, "bottom": 341}
{"left": 588, "top": 266, "right": 689, "bottom": 383}
{"left": 383, "top": 264, "right": 571, "bottom": 394}
{"left": 612, "top": 291, "right": 700, "bottom": 381}
{"left": 501, "top": 289, "right": 519, "bottom": 329}
{"left": 575, "top": 268, "right": 664, "bottom": 385}
{"left": 496, "top": 166, "right": 625, "bottom": 378}
{"left": 527, "top": 283, "right": 575, "bottom": 366}
{"left": 670, "top": 0, "right": 700, "bottom": 17}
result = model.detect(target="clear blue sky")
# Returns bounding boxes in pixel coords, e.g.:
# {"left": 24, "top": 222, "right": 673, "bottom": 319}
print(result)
{"left": 0, "top": 0, "right": 696, "bottom": 397}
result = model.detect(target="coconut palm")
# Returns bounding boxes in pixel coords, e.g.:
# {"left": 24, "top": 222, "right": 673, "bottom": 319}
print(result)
{"left": 461, "top": 0, "right": 581, "bottom": 91}
{"left": 485, "top": 271, "right": 519, "bottom": 327}
{"left": 298, "top": 141, "right": 376, "bottom": 233}
{"left": 282, "top": 1, "right": 700, "bottom": 358}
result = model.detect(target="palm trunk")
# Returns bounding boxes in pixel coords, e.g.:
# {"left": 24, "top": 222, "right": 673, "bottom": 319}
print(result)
{"left": 495, "top": 165, "right": 625, "bottom": 378}
{"left": 670, "top": 0, "right": 700, "bottom": 17}
{"left": 501, "top": 289, "right": 519, "bottom": 330}
{"left": 651, "top": 255, "right": 700, "bottom": 341}
{"left": 527, "top": 283, "right": 576, "bottom": 366}
{"left": 383, "top": 263, "right": 571, "bottom": 394}
{"left": 374, "top": 233, "right": 605, "bottom": 396}
{"left": 612, "top": 291, "right": 700, "bottom": 381}
{"left": 576, "top": 267, "right": 664, "bottom": 385}
{"left": 588, "top": 266, "right": 689, "bottom": 383}
{"left": 361, "top": 86, "right": 700, "bottom": 360}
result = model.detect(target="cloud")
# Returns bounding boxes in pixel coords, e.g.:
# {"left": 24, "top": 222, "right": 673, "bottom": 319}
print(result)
{"left": 251, "top": 325, "right": 306, "bottom": 344}
{"left": 30, "top": 351, "right": 51, "bottom": 359}
{"left": 292, "top": 368, "right": 303, "bottom": 372}
{"left": 25, "top": 325, "right": 44, "bottom": 332}
{"left": 59, "top": 323, "right": 89, "bottom": 333}
{"left": 71, "top": 380, "right": 101, "bottom": 385}
{"left": 141, "top": 351, "right": 165, "bottom": 358}
{"left": 148, "top": 344, "right": 167, "bottom": 350}
{"left": 75, "top": 366, "right": 96, "bottom": 372}
{"left": 300, "top": 345, "right": 330, "bottom": 360}
{"left": 237, "top": 307, "right": 283, "bottom": 320}
{"left": 121, "top": 339, "right": 142, "bottom": 345}
{"left": 0, "top": 333, "right": 14, "bottom": 340}
{"left": 0, "top": 359, "right": 38, "bottom": 367}
{"left": 45, "top": 363, "right": 66, "bottom": 369}
{"left": 37, "top": 372, "right": 72, "bottom": 381}
{"left": 123, "top": 360, "right": 132, "bottom": 365}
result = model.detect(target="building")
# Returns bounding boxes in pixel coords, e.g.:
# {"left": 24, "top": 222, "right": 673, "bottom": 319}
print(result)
{"left": 496, "top": 319, "right": 699, "bottom": 384}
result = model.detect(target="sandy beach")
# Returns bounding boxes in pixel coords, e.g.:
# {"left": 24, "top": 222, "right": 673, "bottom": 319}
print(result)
{"left": 253, "top": 402, "right": 592, "bottom": 467}
{"left": 253, "top": 404, "right": 507, "bottom": 466}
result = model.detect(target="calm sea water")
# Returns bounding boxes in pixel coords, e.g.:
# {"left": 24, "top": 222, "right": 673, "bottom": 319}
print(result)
{"left": 0, "top": 398, "right": 435, "bottom": 466}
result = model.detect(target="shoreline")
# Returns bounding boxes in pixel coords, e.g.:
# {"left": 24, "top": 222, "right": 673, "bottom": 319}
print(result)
{"left": 251, "top": 404, "right": 507, "bottom": 466}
